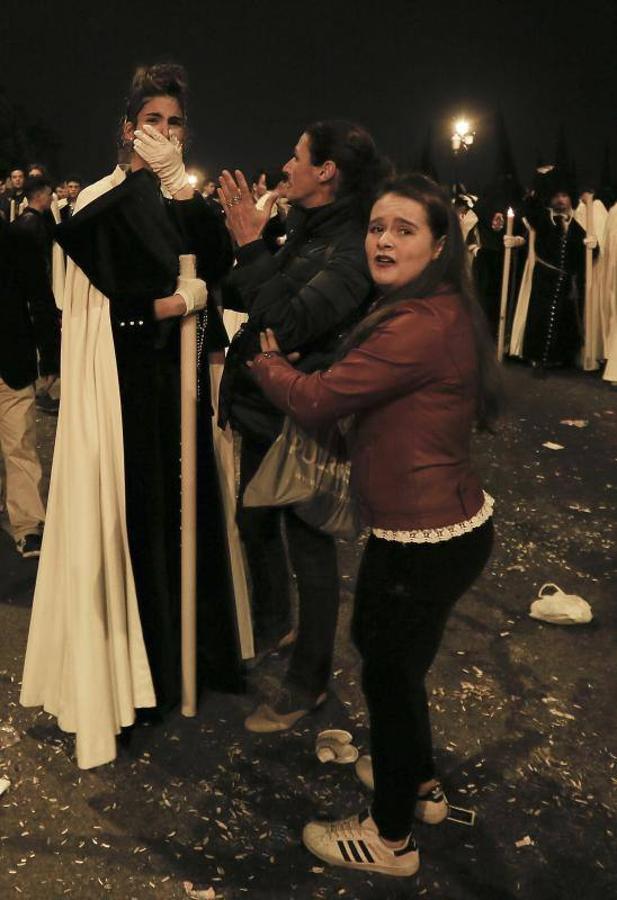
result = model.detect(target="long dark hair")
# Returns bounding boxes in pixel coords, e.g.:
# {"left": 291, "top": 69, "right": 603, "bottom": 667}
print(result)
{"left": 305, "top": 119, "right": 391, "bottom": 219}
{"left": 342, "top": 173, "right": 502, "bottom": 431}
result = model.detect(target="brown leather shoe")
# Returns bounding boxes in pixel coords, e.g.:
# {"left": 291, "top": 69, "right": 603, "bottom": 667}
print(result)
{"left": 244, "top": 691, "right": 327, "bottom": 734}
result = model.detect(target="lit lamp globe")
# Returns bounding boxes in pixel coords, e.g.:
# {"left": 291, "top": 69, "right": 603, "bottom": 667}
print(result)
{"left": 454, "top": 119, "right": 470, "bottom": 138}
{"left": 451, "top": 118, "right": 475, "bottom": 153}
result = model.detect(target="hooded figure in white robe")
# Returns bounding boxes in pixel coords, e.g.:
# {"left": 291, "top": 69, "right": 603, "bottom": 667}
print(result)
{"left": 600, "top": 203, "right": 617, "bottom": 382}
{"left": 574, "top": 196, "right": 608, "bottom": 369}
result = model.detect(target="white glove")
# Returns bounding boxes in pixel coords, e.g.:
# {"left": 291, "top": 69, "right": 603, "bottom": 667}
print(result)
{"left": 133, "top": 124, "right": 190, "bottom": 196}
{"left": 584, "top": 235, "right": 598, "bottom": 249}
{"left": 468, "top": 243, "right": 480, "bottom": 258}
{"left": 503, "top": 235, "right": 525, "bottom": 249}
{"left": 175, "top": 276, "right": 207, "bottom": 316}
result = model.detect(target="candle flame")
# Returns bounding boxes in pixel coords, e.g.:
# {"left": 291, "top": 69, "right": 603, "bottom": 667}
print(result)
{"left": 507, "top": 207, "right": 514, "bottom": 217}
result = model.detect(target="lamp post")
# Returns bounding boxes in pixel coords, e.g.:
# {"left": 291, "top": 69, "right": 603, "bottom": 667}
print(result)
{"left": 451, "top": 118, "right": 475, "bottom": 154}
{"left": 450, "top": 117, "right": 475, "bottom": 188}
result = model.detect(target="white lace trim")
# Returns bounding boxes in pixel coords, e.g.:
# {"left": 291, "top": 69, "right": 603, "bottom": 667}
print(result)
{"left": 372, "top": 492, "right": 494, "bottom": 544}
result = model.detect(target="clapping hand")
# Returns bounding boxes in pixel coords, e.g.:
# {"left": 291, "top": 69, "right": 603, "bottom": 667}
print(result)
{"left": 218, "top": 169, "right": 278, "bottom": 247}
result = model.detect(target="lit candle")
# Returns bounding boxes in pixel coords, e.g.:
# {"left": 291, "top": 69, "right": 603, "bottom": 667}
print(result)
{"left": 506, "top": 207, "right": 514, "bottom": 236}
{"left": 497, "top": 208, "right": 516, "bottom": 362}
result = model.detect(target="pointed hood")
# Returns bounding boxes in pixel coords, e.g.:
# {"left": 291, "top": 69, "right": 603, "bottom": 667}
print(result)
{"left": 416, "top": 126, "right": 440, "bottom": 183}
{"left": 493, "top": 111, "right": 520, "bottom": 185}
{"left": 476, "top": 112, "right": 523, "bottom": 221}
{"left": 597, "top": 142, "right": 616, "bottom": 208}
{"left": 555, "top": 124, "right": 571, "bottom": 172}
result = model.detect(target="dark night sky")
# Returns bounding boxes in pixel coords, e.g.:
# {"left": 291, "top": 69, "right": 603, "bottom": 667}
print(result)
{"left": 2, "top": 0, "right": 616, "bottom": 191}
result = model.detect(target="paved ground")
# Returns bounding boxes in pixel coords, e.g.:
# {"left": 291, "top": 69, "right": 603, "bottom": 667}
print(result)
{"left": 0, "top": 362, "right": 616, "bottom": 900}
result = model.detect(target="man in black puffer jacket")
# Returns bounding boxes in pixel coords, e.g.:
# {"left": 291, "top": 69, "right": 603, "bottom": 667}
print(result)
{"left": 219, "top": 120, "right": 387, "bottom": 732}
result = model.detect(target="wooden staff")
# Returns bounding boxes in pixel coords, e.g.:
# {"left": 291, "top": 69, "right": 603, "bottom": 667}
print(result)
{"left": 497, "top": 207, "right": 515, "bottom": 362}
{"left": 179, "top": 253, "right": 199, "bottom": 717}
{"left": 583, "top": 195, "right": 595, "bottom": 370}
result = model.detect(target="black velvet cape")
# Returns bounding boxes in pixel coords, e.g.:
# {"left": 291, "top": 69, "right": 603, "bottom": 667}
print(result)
{"left": 56, "top": 169, "right": 244, "bottom": 707}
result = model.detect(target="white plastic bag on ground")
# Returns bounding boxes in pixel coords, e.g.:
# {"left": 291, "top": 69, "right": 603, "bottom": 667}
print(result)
{"left": 529, "top": 583, "right": 593, "bottom": 625}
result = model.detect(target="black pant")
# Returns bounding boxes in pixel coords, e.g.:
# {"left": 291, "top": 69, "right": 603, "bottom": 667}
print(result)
{"left": 352, "top": 519, "right": 494, "bottom": 840}
{"left": 237, "top": 436, "right": 340, "bottom": 702}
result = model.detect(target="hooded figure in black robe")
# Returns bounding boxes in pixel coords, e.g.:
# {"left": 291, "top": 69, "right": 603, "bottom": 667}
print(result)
{"left": 21, "top": 64, "right": 245, "bottom": 769}
{"left": 521, "top": 167, "right": 587, "bottom": 367}
{"left": 61, "top": 168, "right": 243, "bottom": 704}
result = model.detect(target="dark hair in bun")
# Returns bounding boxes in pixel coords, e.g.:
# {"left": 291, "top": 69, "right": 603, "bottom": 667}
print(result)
{"left": 304, "top": 119, "right": 392, "bottom": 220}
{"left": 124, "top": 62, "right": 188, "bottom": 125}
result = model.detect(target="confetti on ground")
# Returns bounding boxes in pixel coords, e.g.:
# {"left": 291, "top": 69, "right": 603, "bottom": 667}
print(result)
{"left": 183, "top": 882, "right": 216, "bottom": 899}
{"left": 0, "top": 723, "right": 21, "bottom": 750}
{"left": 515, "top": 836, "right": 534, "bottom": 848}
{"left": 549, "top": 709, "right": 576, "bottom": 721}
{"left": 542, "top": 441, "right": 565, "bottom": 450}
{"left": 0, "top": 363, "right": 615, "bottom": 898}
{"left": 560, "top": 419, "right": 589, "bottom": 428}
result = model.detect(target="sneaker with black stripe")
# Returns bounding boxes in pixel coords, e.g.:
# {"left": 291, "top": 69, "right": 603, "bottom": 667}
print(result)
{"left": 302, "top": 809, "right": 419, "bottom": 877}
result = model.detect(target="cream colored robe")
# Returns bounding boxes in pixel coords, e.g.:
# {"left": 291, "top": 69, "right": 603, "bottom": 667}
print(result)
{"left": 600, "top": 204, "right": 617, "bottom": 382}
{"left": 509, "top": 219, "right": 536, "bottom": 358}
{"left": 574, "top": 199, "right": 608, "bottom": 369}
{"left": 21, "top": 168, "right": 156, "bottom": 769}
{"left": 50, "top": 195, "right": 66, "bottom": 310}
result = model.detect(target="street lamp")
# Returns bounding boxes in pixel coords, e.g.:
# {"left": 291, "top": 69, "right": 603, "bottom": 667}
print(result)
{"left": 187, "top": 173, "right": 198, "bottom": 188}
{"left": 451, "top": 117, "right": 475, "bottom": 153}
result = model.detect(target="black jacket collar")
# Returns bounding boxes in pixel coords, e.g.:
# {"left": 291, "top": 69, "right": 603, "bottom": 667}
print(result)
{"left": 287, "top": 195, "right": 361, "bottom": 243}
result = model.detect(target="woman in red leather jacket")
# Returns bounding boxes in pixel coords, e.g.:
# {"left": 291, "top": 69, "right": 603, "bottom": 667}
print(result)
{"left": 249, "top": 173, "right": 500, "bottom": 878}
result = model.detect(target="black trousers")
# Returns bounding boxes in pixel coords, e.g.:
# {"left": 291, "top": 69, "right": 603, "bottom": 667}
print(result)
{"left": 237, "top": 436, "right": 340, "bottom": 702}
{"left": 352, "top": 519, "right": 494, "bottom": 840}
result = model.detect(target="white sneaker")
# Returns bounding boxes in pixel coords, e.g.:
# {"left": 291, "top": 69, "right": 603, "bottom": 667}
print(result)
{"left": 302, "top": 809, "right": 419, "bottom": 877}
{"left": 355, "top": 755, "right": 449, "bottom": 825}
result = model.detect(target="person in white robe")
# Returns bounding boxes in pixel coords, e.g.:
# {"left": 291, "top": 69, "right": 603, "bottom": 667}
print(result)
{"left": 600, "top": 203, "right": 617, "bottom": 383}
